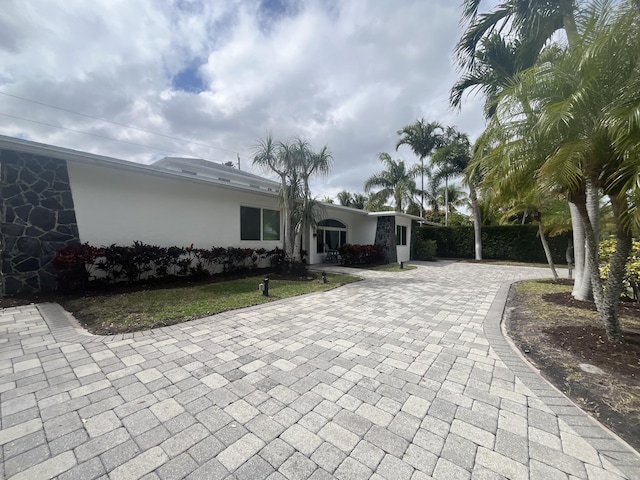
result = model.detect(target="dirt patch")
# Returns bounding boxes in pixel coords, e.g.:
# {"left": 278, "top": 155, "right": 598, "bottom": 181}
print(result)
{"left": 507, "top": 280, "right": 640, "bottom": 451}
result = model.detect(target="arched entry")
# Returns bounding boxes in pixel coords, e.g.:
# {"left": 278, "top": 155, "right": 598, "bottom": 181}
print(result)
{"left": 316, "top": 219, "right": 347, "bottom": 253}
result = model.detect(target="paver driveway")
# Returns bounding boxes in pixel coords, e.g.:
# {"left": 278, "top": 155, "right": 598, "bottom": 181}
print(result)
{"left": 1, "top": 262, "right": 638, "bottom": 480}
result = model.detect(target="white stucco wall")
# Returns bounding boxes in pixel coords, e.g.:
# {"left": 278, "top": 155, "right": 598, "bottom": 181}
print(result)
{"left": 395, "top": 216, "right": 412, "bottom": 263}
{"left": 67, "top": 162, "right": 283, "bottom": 249}
{"left": 307, "top": 205, "right": 377, "bottom": 264}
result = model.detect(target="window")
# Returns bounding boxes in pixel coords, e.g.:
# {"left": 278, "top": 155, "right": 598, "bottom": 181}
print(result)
{"left": 396, "top": 225, "right": 407, "bottom": 246}
{"left": 316, "top": 219, "right": 347, "bottom": 253}
{"left": 241, "top": 206, "right": 280, "bottom": 241}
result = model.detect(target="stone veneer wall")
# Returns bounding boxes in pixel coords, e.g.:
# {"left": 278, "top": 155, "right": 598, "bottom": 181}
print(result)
{"left": 1, "top": 149, "right": 81, "bottom": 294}
{"left": 410, "top": 220, "right": 417, "bottom": 260}
{"left": 374, "top": 216, "right": 397, "bottom": 263}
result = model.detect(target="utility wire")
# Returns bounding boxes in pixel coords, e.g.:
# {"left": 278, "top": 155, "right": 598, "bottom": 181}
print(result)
{"left": 0, "top": 90, "right": 246, "bottom": 156}
{"left": 0, "top": 111, "right": 219, "bottom": 161}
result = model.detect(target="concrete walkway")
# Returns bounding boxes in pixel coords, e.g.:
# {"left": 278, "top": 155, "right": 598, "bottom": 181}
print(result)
{"left": 1, "top": 262, "right": 638, "bottom": 480}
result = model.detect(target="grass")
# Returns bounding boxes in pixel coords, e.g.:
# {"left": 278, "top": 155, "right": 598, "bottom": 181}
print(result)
{"left": 367, "top": 263, "right": 417, "bottom": 272}
{"left": 61, "top": 272, "right": 360, "bottom": 335}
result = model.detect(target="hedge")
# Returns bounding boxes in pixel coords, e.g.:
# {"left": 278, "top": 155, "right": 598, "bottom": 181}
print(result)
{"left": 337, "top": 244, "right": 384, "bottom": 266}
{"left": 416, "top": 225, "right": 569, "bottom": 263}
{"left": 53, "top": 241, "right": 286, "bottom": 292}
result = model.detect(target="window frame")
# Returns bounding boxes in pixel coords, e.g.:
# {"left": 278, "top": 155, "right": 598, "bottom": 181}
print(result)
{"left": 240, "top": 206, "right": 281, "bottom": 242}
{"left": 316, "top": 219, "right": 347, "bottom": 253}
{"left": 396, "top": 225, "right": 407, "bottom": 246}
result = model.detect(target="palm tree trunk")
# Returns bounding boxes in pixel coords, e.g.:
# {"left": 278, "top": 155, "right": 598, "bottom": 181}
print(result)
{"left": 292, "top": 221, "right": 303, "bottom": 263}
{"left": 538, "top": 219, "right": 559, "bottom": 281}
{"left": 420, "top": 157, "right": 424, "bottom": 218}
{"left": 570, "top": 201, "right": 589, "bottom": 299}
{"left": 469, "top": 181, "right": 482, "bottom": 260}
{"left": 444, "top": 176, "right": 449, "bottom": 226}
{"left": 280, "top": 173, "right": 293, "bottom": 260}
{"left": 601, "top": 195, "right": 631, "bottom": 342}
{"left": 575, "top": 196, "right": 625, "bottom": 343}
{"left": 575, "top": 181, "right": 600, "bottom": 299}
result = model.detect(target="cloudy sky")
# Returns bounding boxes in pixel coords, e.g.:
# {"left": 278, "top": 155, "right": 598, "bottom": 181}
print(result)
{"left": 0, "top": 0, "right": 492, "bottom": 200}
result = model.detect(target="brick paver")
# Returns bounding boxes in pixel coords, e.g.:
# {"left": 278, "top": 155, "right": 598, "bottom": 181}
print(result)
{"left": 1, "top": 261, "right": 639, "bottom": 479}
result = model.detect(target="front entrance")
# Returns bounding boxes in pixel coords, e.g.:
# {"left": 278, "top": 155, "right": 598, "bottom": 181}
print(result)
{"left": 316, "top": 219, "right": 347, "bottom": 253}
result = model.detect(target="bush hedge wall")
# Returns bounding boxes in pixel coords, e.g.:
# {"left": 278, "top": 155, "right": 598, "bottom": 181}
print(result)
{"left": 416, "top": 225, "right": 569, "bottom": 263}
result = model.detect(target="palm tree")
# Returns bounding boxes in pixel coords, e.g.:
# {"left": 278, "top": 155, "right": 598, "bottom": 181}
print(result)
{"left": 351, "top": 193, "right": 368, "bottom": 210}
{"left": 253, "top": 136, "right": 296, "bottom": 259}
{"left": 454, "top": 0, "right": 592, "bottom": 300}
{"left": 337, "top": 190, "right": 353, "bottom": 207}
{"left": 475, "top": 0, "right": 640, "bottom": 341}
{"left": 431, "top": 127, "right": 472, "bottom": 226}
{"left": 396, "top": 119, "right": 443, "bottom": 217}
{"left": 291, "top": 140, "right": 332, "bottom": 262}
{"left": 364, "top": 153, "right": 419, "bottom": 212}
{"left": 321, "top": 196, "right": 334, "bottom": 204}
{"left": 451, "top": 34, "right": 537, "bottom": 119}
{"left": 254, "top": 136, "right": 332, "bottom": 263}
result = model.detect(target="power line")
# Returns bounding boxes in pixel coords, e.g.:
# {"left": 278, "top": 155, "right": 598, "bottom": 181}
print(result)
{"left": 0, "top": 111, "right": 221, "bottom": 162}
{"left": 0, "top": 90, "right": 246, "bottom": 156}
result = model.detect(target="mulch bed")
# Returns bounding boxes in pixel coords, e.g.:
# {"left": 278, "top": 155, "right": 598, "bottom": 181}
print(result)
{"left": 507, "top": 284, "right": 640, "bottom": 451}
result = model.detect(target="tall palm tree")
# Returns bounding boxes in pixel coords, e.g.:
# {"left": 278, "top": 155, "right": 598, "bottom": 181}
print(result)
{"left": 454, "top": 0, "right": 594, "bottom": 300}
{"left": 396, "top": 119, "right": 443, "bottom": 217}
{"left": 364, "top": 153, "right": 419, "bottom": 212}
{"left": 431, "top": 127, "right": 472, "bottom": 226}
{"left": 291, "top": 140, "right": 332, "bottom": 262}
{"left": 253, "top": 136, "right": 296, "bottom": 259}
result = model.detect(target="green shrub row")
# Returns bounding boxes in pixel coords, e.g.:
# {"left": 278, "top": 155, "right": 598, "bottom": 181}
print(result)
{"left": 416, "top": 225, "right": 569, "bottom": 263}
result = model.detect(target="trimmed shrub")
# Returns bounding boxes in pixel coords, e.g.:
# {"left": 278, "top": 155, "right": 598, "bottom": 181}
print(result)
{"left": 416, "top": 225, "right": 568, "bottom": 263}
{"left": 599, "top": 238, "right": 640, "bottom": 302}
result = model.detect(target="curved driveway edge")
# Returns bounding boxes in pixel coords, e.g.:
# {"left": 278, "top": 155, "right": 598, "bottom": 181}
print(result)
{"left": 483, "top": 280, "right": 640, "bottom": 479}
{"left": 1, "top": 262, "right": 638, "bottom": 480}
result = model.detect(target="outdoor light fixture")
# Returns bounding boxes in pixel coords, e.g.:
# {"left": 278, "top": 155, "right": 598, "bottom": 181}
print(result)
{"left": 400, "top": 261, "right": 404, "bottom": 269}
{"left": 322, "top": 271, "right": 327, "bottom": 284}
{"left": 263, "top": 278, "right": 269, "bottom": 296}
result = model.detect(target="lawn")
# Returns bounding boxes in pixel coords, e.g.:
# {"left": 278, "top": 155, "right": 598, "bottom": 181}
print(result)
{"left": 367, "top": 263, "right": 417, "bottom": 272}
{"left": 61, "top": 272, "right": 360, "bottom": 335}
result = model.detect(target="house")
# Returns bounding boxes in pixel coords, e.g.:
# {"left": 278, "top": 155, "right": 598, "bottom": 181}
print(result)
{"left": 0, "top": 135, "right": 423, "bottom": 295}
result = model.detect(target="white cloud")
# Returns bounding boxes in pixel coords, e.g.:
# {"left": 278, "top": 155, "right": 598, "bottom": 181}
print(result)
{"left": 0, "top": 0, "right": 487, "bottom": 198}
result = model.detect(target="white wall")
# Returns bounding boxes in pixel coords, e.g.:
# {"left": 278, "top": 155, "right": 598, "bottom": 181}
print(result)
{"left": 395, "top": 216, "right": 412, "bottom": 263}
{"left": 67, "top": 162, "right": 283, "bottom": 249}
{"left": 307, "top": 205, "right": 377, "bottom": 264}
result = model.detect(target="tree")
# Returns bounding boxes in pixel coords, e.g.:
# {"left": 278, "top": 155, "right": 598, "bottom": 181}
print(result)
{"left": 290, "top": 140, "right": 332, "bottom": 262}
{"left": 253, "top": 136, "right": 332, "bottom": 263}
{"left": 396, "top": 119, "right": 443, "bottom": 217}
{"left": 364, "top": 153, "right": 419, "bottom": 212}
{"left": 431, "top": 127, "right": 472, "bottom": 226}
{"left": 351, "top": 193, "right": 368, "bottom": 210}
{"left": 337, "top": 190, "right": 353, "bottom": 206}
{"left": 253, "top": 136, "right": 296, "bottom": 259}
{"left": 454, "top": 0, "right": 593, "bottom": 301}
{"left": 321, "top": 196, "right": 334, "bottom": 204}
{"left": 473, "top": 0, "right": 640, "bottom": 341}
{"left": 451, "top": 34, "right": 537, "bottom": 119}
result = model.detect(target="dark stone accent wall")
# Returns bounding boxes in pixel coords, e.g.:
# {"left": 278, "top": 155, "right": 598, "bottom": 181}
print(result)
{"left": 1, "top": 149, "right": 80, "bottom": 294}
{"left": 410, "top": 220, "right": 418, "bottom": 260}
{"left": 374, "top": 216, "right": 397, "bottom": 263}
